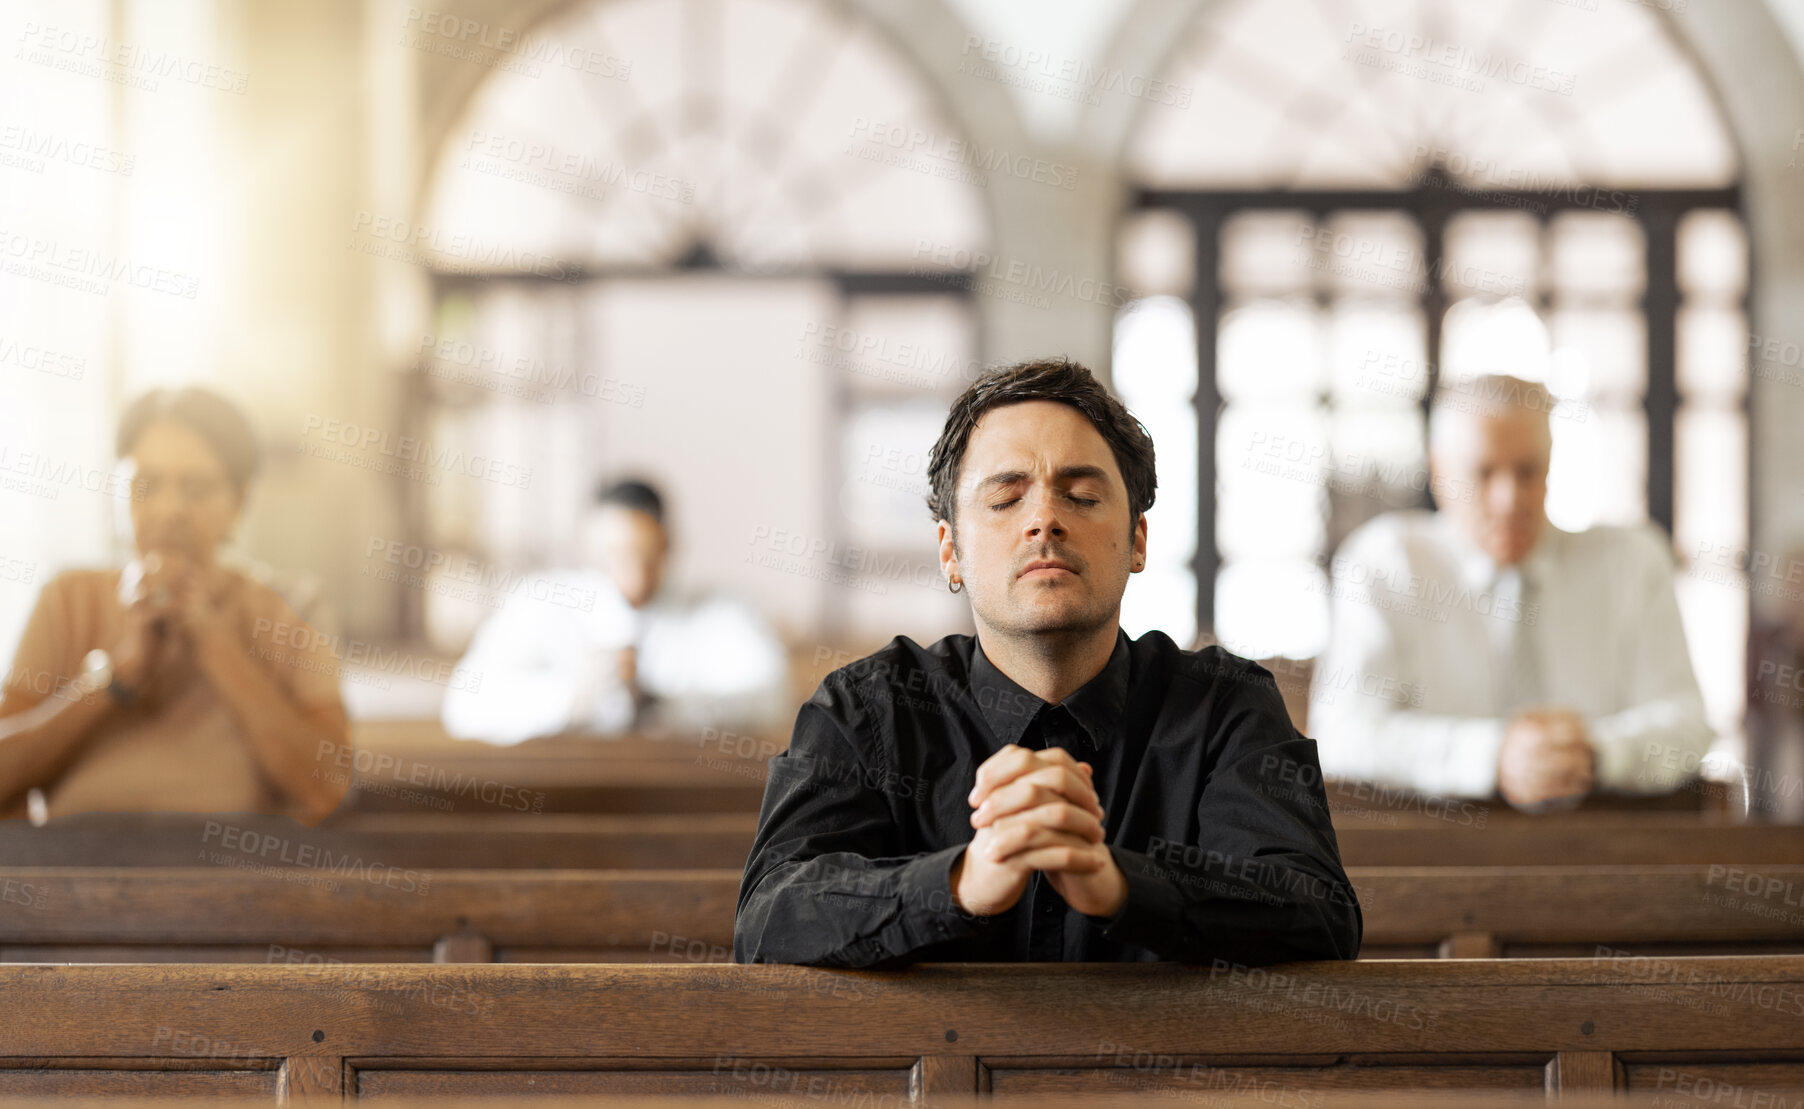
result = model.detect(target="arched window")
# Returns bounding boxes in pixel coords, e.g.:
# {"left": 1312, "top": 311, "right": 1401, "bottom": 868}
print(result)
{"left": 405, "top": 0, "right": 989, "bottom": 648}
{"left": 1114, "top": 0, "right": 1749, "bottom": 742}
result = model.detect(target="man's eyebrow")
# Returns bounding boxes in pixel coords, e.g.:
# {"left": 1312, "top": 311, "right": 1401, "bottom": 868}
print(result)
{"left": 974, "top": 465, "right": 1112, "bottom": 494}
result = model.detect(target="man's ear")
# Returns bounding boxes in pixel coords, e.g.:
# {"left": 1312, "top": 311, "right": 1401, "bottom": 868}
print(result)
{"left": 935, "top": 518, "right": 960, "bottom": 580}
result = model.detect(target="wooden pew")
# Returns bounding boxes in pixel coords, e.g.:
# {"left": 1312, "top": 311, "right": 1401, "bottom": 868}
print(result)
{"left": 1354, "top": 865, "right": 1804, "bottom": 958}
{"left": 1324, "top": 779, "right": 1731, "bottom": 825}
{"left": 1333, "top": 817, "right": 1804, "bottom": 867}
{"left": 0, "top": 1099, "right": 1708, "bottom": 1109}
{"left": 344, "top": 720, "right": 1728, "bottom": 818}
{"left": 0, "top": 1098, "right": 1704, "bottom": 1109}
{"left": 0, "top": 1097, "right": 1771, "bottom": 1108}
{"left": 0, "top": 868, "right": 732, "bottom": 964}
{"left": 0, "top": 813, "right": 757, "bottom": 870}
{"left": 5, "top": 959, "right": 1804, "bottom": 1100}
{"left": 7, "top": 812, "right": 1803, "bottom": 871}
{"left": 338, "top": 730, "right": 774, "bottom": 814}
{"left": 4, "top": 865, "right": 1802, "bottom": 964}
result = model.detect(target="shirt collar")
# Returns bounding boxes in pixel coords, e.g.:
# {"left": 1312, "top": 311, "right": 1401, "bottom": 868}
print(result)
{"left": 1438, "top": 514, "right": 1562, "bottom": 591}
{"left": 969, "top": 628, "right": 1131, "bottom": 751}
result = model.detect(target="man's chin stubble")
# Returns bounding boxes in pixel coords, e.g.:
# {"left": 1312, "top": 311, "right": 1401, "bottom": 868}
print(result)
{"left": 997, "top": 594, "right": 1112, "bottom": 638}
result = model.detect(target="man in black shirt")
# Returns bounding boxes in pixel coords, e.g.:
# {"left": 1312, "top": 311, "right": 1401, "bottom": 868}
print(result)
{"left": 735, "top": 358, "right": 1361, "bottom": 966}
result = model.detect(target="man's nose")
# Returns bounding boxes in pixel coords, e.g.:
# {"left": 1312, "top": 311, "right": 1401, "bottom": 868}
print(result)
{"left": 1487, "top": 474, "right": 1524, "bottom": 515}
{"left": 1023, "top": 488, "right": 1067, "bottom": 539}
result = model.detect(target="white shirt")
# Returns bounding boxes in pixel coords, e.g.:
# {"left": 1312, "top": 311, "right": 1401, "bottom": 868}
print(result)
{"left": 1308, "top": 510, "right": 1711, "bottom": 799}
{"left": 440, "top": 571, "right": 789, "bottom": 745}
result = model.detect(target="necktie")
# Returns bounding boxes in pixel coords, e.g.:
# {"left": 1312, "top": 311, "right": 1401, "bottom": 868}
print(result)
{"left": 1029, "top": 704, "right": 1087, "bottom": 758}
{"left": 1501, "top": 565, "right": 1542, "bottom": 713}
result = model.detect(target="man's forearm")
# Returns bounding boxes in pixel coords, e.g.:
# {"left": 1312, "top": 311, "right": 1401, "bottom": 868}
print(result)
{"left": 1320, "top": 709, "right": 1507, "bottom": 799}
{"left": 1590, "top": 699, "right": 1713, "bottom": 793}
{"left": 735, "top": 846, "right": 986, "bottom": 967}
{"left": 1105, "top": 845, "right": 1362, "bottom": 964}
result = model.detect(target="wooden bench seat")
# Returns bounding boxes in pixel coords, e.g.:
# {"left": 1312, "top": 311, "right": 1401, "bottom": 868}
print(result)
{"left": 8, "top": 812, "right": 1800, "bottom": 871}
{"left": 337, "top": 727, "right": 775, "bottom": 814}
{"left": 0, "top": 1098, "right": 1699, "bottom": 1109}
{"left": 338, "top": 721, "right": 1725, "bottom": 818}
{"left": 4, "top": 865, "right": 1801, "bottom": 964}
{"left": 0, "top": 813, "right": 757, "bottom": 870}
{"left": 1333, "top": 817, "right": 1804, "bottom": 867}
{"left": 5, "top": 959, "right": 1804, "bottom": 1101}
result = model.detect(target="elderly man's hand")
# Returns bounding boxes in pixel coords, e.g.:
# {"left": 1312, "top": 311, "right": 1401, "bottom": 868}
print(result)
{"left": 950, "top": 744, "right": 1126, "bottom": 918}
{"left": 1498, "top": 709, "right": 1595, "bottom": 809}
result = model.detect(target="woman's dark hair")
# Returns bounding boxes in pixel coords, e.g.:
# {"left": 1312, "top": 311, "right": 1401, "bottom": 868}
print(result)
{"left": 924, "top": 357, "right": 1156, "bottom": 538}
{"left": 115, "top": 387, "right": 260, "bottom": 495}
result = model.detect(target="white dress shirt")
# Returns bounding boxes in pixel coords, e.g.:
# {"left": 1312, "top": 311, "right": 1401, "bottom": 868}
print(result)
{"left": 440, "top": 571, "right": 789, "bottom": 745}
{"left": 1308, "top": 510, "right": 1711, "bottom": 799}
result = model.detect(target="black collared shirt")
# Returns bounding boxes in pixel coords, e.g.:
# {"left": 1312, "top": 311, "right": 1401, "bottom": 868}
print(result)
{"left": 734, "top": 628, "right": 1363, "bottom": 967}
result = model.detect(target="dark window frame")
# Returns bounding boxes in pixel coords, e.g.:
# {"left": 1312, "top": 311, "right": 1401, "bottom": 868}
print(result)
{"left": 1128, "top": 182, "right": 1749, "bottom": 638}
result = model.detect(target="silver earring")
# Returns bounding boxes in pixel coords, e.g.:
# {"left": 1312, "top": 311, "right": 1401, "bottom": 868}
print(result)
{"left": 948, "top": 579, "right": 963, "bottom": 594}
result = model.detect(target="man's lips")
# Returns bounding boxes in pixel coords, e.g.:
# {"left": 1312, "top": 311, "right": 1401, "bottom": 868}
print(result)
{"left": 1019, "top": 560, "right": 1077, "bottom": 579}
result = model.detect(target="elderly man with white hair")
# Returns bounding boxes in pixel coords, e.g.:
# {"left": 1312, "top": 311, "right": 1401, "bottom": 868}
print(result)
{"left": 1308, "top": 374, "right": 1711, "bottom": 809}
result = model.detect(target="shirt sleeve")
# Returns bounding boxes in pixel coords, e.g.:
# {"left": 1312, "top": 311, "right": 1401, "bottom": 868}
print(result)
{"left": 644, "top": 598, "right": 790, "bottom": 736}
{"left": 1102, "top": 656, "right": 1364, "bottom": 965}
{"left": 1308, "top": 523, "right": 1506, "bottom": 798}
{"left": 733, "top": 676, "right": 991, "bottom": 967}
{"left": 440, "top": 599, "right": 614, "bottom": 744}
{"left": 1587, "top": 525, "right": 1713, "bottom": 793}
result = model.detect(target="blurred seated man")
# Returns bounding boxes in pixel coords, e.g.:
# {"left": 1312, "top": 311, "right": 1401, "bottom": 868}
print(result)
{"left": 1309, "top": 374, "right": 1711, "bottom": 809}
{"left": 0, "top": 388, "right": 350, "bottom": 824}
{"left": 736, "top": 359, "right": 1360, "bottom": 967}
{"left": 441, "top": 479, "right": 788, "bottom": 743}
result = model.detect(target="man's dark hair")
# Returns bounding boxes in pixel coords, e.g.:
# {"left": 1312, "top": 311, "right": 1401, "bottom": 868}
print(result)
{"left": 924, "top": 357, "right": 1156, "bottom": 537}
{"left": 115, "top": 387, "right": 260, "bottom": 495}
{"left": 594, "top": 477, "right": 665, "bottom": 525}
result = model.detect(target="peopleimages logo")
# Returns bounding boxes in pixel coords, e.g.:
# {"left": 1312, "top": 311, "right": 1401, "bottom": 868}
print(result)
{"left": 0, "top": 226, "right": 200, "bottom": 298}
{"left": 14, "top": 21, "right": 250, "bottom": 94}
{"left": 845, "top": 117, "right": 1078, "bottom": 191}
{"left": 350, "top": 210, "right": 581, "bottom": 282}
{"left": 956, "top": 36, "right": 1193, "bottom": 108}
{"left": 399, "top": 7, "right": 634, "bottom": 80}
{"left": 910, "top": 241, "right": 1135, "bottom": 310}
{"left": 1342, "top": 23, "right": 1577, "bottom": 96}
{"left": 299, "top": 414, "right": 533, "bottom": 489}
{"left": 199, "top": 821, "right": 432, "bottom": 895}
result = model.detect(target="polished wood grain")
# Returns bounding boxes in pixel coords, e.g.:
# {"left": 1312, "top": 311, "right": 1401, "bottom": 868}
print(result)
{"left": 0, "top": 1097, "right": 1750, "bottom": 1108}
{"left": 0, "top": 813, "right": 757, "bottom": 870}
{"left": 0, "top": 869, "right": 739, "bottom": 963}
{"left": 1333, "top": 818, "right": 1804, "bottom": 867}
{"left": 1353, "top": 865, "right": 1804, "bottom": 958}
{"left": 5, "top": 959, "right": 1804, "bottom": 1100}
{"left": 9, "top": 812, "right": 1801, "bottom": 872}
{"left": 341, "top": 719, "right": 1726, "bottom": 818}
{"left": 4, "top": 865, "right": 1801, "bottom": 964}
{"left": 338, "top": 727, "right": 773, "bottom": 814}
